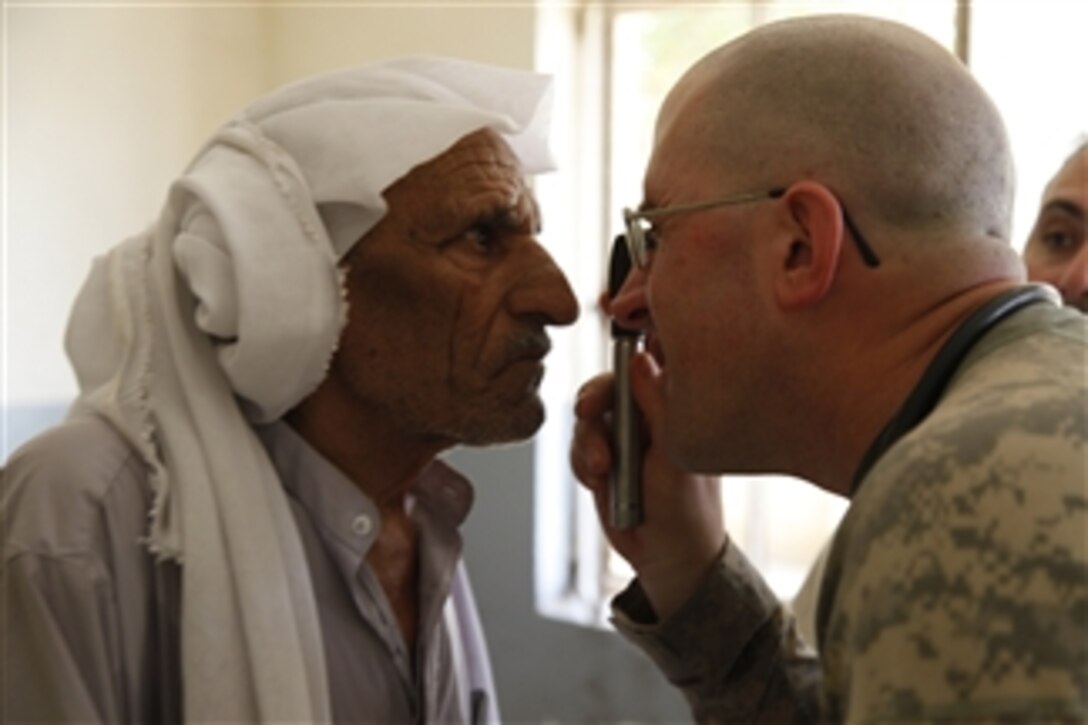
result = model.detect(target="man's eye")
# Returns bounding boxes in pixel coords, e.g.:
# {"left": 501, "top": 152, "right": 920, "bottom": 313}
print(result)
{"left": 1042, "top": 228, "right": 1077, "bottom": 251}
{"left": 463, "top": 226, "right": 501, "bottom": 254}
{"left": 645, "top": 228, "right": 662, "bottom": 252}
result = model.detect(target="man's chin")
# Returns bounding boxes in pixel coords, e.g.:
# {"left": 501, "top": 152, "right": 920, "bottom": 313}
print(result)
{"left": 457, "top": 400, "right": 546, "bottom": 446}
{"left": 665, "top": 424, "right": 727, "bottom": 474}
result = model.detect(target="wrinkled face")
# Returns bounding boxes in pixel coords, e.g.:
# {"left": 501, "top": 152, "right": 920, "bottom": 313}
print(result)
{"left": 331, "top": 129, "right": 578, "bottom": 447}
{"left": 1023, "top": 147, "right": 1088, "bottom": 312}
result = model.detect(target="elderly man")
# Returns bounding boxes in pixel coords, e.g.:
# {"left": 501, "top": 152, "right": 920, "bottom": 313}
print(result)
{"left": 2, "top": 57, "right": 577, "bottom": 722}
{"left": 1024, "top": 141, "right": 1088, "bottom": 312}
{"left": 572, "top": 15, "right": 1087, "bottom": 723}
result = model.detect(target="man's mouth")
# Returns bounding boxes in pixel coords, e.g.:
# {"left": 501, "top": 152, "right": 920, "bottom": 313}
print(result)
{"left": 517, "top": 333, "right": 552, "bottom": 361}
{"left": 505, "top": 331, "right": 552, "bottom": 365}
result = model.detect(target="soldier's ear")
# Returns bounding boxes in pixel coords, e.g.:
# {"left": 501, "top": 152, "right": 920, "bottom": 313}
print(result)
{"left": 772, "top": 181, "right": 845, "bottom": 311}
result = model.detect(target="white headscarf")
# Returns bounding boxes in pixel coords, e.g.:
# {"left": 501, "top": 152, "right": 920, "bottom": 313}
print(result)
{"left": 63, "top": 55, "right": 554, "bottom": 722}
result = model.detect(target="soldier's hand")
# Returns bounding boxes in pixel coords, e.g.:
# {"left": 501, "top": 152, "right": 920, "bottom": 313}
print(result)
{"left": 570, "top": 352, "right": 726, "bottom": 621}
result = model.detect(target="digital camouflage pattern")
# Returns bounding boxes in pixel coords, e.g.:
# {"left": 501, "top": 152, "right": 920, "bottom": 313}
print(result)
{"left": 613, "top": 302, "right": 1087, "bottom": 723}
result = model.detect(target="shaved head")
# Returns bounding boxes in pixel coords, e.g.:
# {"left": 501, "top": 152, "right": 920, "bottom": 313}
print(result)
{"left": 653, "top": 15, "right": 1014, "bottom": 248}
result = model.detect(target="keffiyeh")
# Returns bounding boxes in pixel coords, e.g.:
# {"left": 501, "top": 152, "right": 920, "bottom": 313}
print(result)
{"left": 63, "top": 55, "right": 554, "bottom": 722}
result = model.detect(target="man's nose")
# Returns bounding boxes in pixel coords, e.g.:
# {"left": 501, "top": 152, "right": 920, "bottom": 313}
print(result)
{"left": 509, "top": 242, "right": 580, "bottom": 326}
{"left": 608, "top": 264, "right": 652, "bottom": 332}
{"left": 1057, "top": 240, "right": 1088, "bottom": 312}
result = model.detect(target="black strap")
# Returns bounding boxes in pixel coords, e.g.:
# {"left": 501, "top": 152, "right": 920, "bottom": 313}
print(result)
{"left": 850, "top": 284, "right": 1058, "bottom": 493}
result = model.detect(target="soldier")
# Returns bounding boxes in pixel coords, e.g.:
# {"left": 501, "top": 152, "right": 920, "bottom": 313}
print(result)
{"left": 571, "top": 15, "right": 1087, "bottom": 722}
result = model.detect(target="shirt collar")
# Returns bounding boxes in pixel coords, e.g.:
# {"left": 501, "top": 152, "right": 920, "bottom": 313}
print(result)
{"left": 253, "top": 419, "right": 475, "bottom": 565}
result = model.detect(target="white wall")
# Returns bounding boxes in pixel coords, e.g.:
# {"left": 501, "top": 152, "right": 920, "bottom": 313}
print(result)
{"left": 5, "top": 7, "right": 268, "bottom": 408}
{"left": 265, "top": 5, "right": 535, "bottom": 80}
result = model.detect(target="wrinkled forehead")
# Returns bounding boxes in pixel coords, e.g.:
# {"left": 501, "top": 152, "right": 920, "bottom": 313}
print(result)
{"left": 374, "top": 128, "right": 539, "bottom": 243}
{"left": 408, "top": 128, "right": 524, "bottom": 187}
{"left": 383, "top": 128, "right": 536, "bottom": 227}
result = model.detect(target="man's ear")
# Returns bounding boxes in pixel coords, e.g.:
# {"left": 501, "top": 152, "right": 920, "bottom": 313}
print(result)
{"left": 773, "top": 181, "right": 845, "bottom": 310}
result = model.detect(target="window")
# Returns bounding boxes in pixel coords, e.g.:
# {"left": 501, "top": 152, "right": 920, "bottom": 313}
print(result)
{"left": 533, "top": 0, "right": 1086, "bottom": 627}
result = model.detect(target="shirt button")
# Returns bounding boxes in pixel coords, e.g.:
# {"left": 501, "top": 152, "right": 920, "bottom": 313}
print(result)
{"left": 351, "top": 514, "right": 373, "bottom": 537}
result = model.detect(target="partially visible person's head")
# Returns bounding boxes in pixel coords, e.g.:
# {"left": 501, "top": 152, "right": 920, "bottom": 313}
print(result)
{"left": 627, "top": 15, "right": 1019, "bottom": 472}
{"left": 1023, "top": 143, "right": 1088, "bottom": 312}
{"left": 329, "top": 127, "right": 578, "bottom": 448}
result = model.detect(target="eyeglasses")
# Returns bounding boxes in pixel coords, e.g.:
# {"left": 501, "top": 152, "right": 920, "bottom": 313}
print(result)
{"left": 622, "top": 186, "right": 881, "bottom": 269}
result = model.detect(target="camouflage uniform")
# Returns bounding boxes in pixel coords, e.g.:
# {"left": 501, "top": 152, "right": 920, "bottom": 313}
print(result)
{"left": 612, "top": 301, "right": 1088, "bottom": 723}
